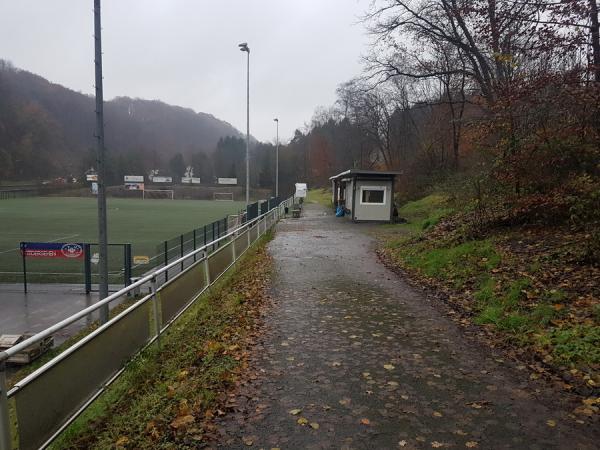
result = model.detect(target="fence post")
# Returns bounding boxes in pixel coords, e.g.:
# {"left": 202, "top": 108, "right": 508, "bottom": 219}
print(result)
{"left": 84, "top": 244, "right": 92, "bottom": 294}
{"left": 0, "top": 361, "right": 12, "bottom": 450}
{"left": 21, "top": 245, "right": 27, "bottom": 294}
{"left": 180, "top": 235, "right": 184, "bottom": 272}
{"left": 151, "top": 277, "right": 161, "bottom": 348}
{"left": 212, "top": 222, "right": 216, "bottom": 252}
{"left": 164, "top": 241, "right": 168, "bottom": 282}
{"left": 216, "top": 221, "right": 220, "bottom": 249}
{"left": 193, "top": 229, "right": 197, "bottom": 262}
{"left": 124, "top": 244, "right": 132, "bottom": 288}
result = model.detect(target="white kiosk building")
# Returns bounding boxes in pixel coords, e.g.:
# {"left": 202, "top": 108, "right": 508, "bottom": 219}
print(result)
{"left": 330, "top": 169, "right": 400, "bottom": 223}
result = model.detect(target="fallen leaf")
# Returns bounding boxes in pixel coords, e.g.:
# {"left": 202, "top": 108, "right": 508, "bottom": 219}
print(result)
{"left": 115, "top": 436, "right": 129, "bottom": 447}
{"left": 431, "top": 442, "right": 443, "bottom": 448}
{"left": 289, "top": 409, "right": 302, "bottom": 415}
{"left": 297, "top": 417, "right": 308, "bottom": 426}
{"left": 309, "top": 422, "right": 320, "bottom": 429}
{"left": 384, "top": 364, "right": 395, "bottom": 370}
{"left": 433, "top": 411, "right": 443, "bottom": 417}
{"left": 546, "top": 419, "right": 556, "bottom": 427}
{"left": 170, "top": 414, "right": 195, "bottom": 429}
{"left": 399, "top": 440, "right": 407, "bottom": 447}
{"left": 360, "top": 418, "right": 371, "bottom": 425}
{"left": 466, "top": 442, "right": 478, "bottom": 448}
{"left": 339, "top": 398, "right": 351, "bottom": 406}
{"left": 242, "top": 436, "right": 254, "bottom": 446}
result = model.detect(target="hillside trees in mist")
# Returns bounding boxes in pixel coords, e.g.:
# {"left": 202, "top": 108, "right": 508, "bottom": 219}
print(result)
{"left": 0, "top": 61, "right": 244, "bottom": 183}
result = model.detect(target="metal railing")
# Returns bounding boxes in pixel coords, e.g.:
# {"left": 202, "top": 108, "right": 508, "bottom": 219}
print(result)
{"left": 0, "top": 197, "right": 293, "bottom": 450}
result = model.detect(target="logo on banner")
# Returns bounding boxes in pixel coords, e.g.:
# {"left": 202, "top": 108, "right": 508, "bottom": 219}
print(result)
{"left": 61, "top": 243, "right": 84, "bottom": 258}
{"left": 21, "top": 242, "right": 85, "bottom": 259}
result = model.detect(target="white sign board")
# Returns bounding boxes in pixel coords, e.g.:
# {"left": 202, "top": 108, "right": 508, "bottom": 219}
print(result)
{"left": 124, "top": 175, "right": 144, "bottom": 183}
{"left": 295, "top": 183, "right": 307, "bottom": 198}
{"left": 86, "top": 174, "right": 98, "bottom": 182}
{"left": 152, "top": 176, "right": 173, "bottom": 183}
{"left": 91, "top": 182, "right": 98, "bottom": 195}
{"left": 181, "top": 177, "right": 201, "bottom": 184}
{"left": 218, "top": 178, "right": 238, "bottom": 185}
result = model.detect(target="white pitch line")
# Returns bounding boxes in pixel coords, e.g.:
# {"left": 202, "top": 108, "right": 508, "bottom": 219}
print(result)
{"left": 0, "top": 233, "right": 80, "bottom": 255}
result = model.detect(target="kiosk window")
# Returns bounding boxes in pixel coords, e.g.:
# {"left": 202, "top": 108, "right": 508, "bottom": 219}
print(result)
{"left": 361, "top": 188, "right": 385, "bottom": 204}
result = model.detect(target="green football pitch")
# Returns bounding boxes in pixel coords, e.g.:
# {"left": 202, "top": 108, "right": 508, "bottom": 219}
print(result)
{"left": 0, "top": 197, "right": 246, "bottom": 284}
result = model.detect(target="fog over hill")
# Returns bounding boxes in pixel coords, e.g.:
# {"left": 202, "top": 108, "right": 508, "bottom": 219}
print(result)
{"left": 0, "top": 61, "right": 245, "bottom": 181}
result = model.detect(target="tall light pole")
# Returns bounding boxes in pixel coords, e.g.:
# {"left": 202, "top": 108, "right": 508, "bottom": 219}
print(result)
{"left": 238, "top": 42, "right": 250, "bottom": 205}
{"left": 273, "top": 118, "right": 279, "bottom": 198}
{"left": 94, "top": 0, "right": 109, "bottom": 323}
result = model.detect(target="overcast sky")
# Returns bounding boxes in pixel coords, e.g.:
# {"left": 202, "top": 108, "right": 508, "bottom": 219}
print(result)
{"left": 0, "top": 0, "right": 371, "bottom": 143}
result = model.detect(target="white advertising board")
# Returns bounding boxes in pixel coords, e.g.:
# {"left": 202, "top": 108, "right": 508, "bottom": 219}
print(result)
{"left": 295, "top": 183, "right": 307, "bottom": 198}
{"left": 181, "top": 177, "right": 201, "bottom": 184}
{"left": 218, "top": 178, "right": 238, "bottom": 185}
{"left": 86, "top": 174, "right": 98, "bottom": 182}
{"left": 124, "top": 175, "right": 144, "bottom": 183}
{"left": 152, "top": 176, "right": 173, "bottom": 183}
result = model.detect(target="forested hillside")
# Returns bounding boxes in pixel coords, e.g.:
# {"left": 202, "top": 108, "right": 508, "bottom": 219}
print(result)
{"left": 0, "top": 60, "right": 243, "bottom": 182}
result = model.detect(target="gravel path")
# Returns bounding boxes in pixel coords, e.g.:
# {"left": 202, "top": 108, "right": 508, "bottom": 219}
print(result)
{"left": 214, "top": 203, "right": 598, "bottom": 449}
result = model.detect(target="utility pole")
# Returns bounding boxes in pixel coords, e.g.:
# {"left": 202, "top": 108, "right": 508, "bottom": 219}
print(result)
{"left": 274, "top": 118, "right": 279, "bottom": 198}
{"left": 238, "top": 42, "right": 250, "bottom": 205}
{"left": 94, "top": 0, "right": 109, "bottom": 323}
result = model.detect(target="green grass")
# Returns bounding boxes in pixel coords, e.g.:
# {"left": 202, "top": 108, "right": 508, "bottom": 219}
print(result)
{"left": 307, "top": 188, "right": 332, "bottom": 207}
{"left": 0, "top": 197, "right": 245, "bottom": 283}
{"left": 381, "top": 192, "right": 600, "bottom": 374}
{"left": 381, "top": 194, "right": 455, "bottom": 247}
{"left": 402, "top": 239, "right": 501, "bottom": 288}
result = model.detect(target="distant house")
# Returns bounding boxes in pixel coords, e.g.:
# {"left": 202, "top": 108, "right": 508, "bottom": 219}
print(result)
{"left": 330, "top": 169, "right": 400, "bottom": 223}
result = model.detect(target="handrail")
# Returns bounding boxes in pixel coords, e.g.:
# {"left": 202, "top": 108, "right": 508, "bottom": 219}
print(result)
{"left": 0, "top": 200, "right": 288, "bottom": 363}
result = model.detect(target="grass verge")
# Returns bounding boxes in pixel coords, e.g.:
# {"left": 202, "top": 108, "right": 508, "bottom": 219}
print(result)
{"left": 378, "top": 194, "right": 600, "bottom": 402}
{"left": 306, "top": 188, "right": 332, "bottom": 208}
{"left": 48, "top": 231, "right": 274, "bottom": 449}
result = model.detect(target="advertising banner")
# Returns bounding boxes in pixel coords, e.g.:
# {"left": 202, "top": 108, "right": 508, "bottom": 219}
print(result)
{"left": 20, "top": 242, "right": 85, "bottom": 259}
{"left": 152, "top": 176, "right": 173, "bottom": 183}
{"left": 124, "top": 175, "right": 144, "bottom": 183}
{"left": 218, "top": 178, "right": 237, "bottom": 185}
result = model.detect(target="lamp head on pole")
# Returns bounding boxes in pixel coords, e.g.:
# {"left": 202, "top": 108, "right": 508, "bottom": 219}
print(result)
{"left": 274, "top": 118, "right": 278, "bottom": 123}
{"left": 238, "top": 42, "right": 249, "bottom": 53}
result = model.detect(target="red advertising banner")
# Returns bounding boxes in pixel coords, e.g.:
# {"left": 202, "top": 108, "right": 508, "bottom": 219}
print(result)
{"left": 20, "top": 242, "right": 85, "bottom": 259}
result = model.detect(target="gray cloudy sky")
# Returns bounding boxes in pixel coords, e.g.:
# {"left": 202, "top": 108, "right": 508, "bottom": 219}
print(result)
{"left": 0, "top": 0, "right": 371, "bottom": 143}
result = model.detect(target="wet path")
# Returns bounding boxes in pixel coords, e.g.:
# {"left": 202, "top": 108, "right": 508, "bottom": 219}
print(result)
{"left": 215, "top": 204, "right": 597, "bottom": 449}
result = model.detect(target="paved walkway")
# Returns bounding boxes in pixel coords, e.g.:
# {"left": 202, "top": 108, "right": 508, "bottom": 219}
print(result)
{"left": 215, "top": 204, "right": 598, "bottom": 449}
{"left": 0, "top": 283, "right": 126, "bottom": 343}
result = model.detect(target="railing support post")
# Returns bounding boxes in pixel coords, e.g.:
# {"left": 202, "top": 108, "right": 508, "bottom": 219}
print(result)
{"left": 180, "top": 235, "right": 184, "bottom": 272}
{"left": 203, "top": 251, "right": 211, "bottom": 286}
{"left": 0, "top": 361, "right": 12, "bottom": 450}
{"left": 232, "top": 235, "right": 237, "bottom": 263}
{"left": 151, "top": 277, "right": 161, "bottom": 348}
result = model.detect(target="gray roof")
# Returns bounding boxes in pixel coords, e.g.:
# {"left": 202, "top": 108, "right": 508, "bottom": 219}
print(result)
{"left": 329, "top": 169, "right": 401, "bottom": 181}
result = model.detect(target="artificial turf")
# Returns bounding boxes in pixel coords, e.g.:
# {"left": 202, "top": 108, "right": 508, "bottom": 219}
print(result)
{"left": 0, "top": 197, "right": 245, "bottom": 283}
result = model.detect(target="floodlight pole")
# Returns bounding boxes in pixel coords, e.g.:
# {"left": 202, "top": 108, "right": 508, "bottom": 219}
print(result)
{"left": 94, "top": 0, "right": 109, "bottom": 323}
{"left": 274, "top": 118, "right": 279, "bottom": 198}
{"left": 239, "top": 42, "right": 250, "bottom": 205}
